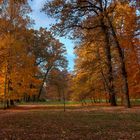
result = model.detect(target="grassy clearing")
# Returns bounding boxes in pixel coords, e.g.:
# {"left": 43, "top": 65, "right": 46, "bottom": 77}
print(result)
{"left": 18, "top": 100, "right": 80, "bottom": 105}
{"left": 0, "top": 106, "right": 140, "bottom": 140}
{"left": 16, "top": 98, "right": 140, "bottom": 106}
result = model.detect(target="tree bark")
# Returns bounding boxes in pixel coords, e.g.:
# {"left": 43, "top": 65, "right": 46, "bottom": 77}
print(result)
{"left": 100, "top": 20, "right": 117, "bottom": 106}
{"left": 4, "top": 64, "right": 8, "bottom": 109}
{"left": 107, "top": 16, "right": 131, "bottom": 108}
{"left": 38, "top": 68, "right": 50, "bottom": 99}
{"left": 6, "top": 100, "right": 10, "bottom": 108}
{"left": 62, "top": 89, "right": 66, "bottom": 112}
{"left": 10, "top": 100, "right": 14, "bottom": 106}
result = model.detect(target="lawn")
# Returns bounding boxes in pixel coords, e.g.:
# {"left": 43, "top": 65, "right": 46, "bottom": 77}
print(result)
{"left": 17, "top": 98, "right": 140, "bottom": 106}
{"left": 0, "top": 105, "right": 140, "bottom": 140}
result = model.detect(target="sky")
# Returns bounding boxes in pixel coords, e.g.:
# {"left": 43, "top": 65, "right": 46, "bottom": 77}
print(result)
{"left": 29, "top": 0, "right": 75, "bottom": 71}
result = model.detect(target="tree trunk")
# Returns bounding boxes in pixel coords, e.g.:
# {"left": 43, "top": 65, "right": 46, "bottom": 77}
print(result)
{"left": 32, "top": 95, "right": 36, "bottom": 102}
{"left": 4, "top": 64, "right": 8, "bottom": 109}
{"left": 6, "top": 100, "right": 10, "bottom": 108}
{"left": 100, "top": 20, "right": 117, "bottom": 106}
{"left": 109, "top": 93, "right": 116, "bottom": 106}
{"left": 38, "top": 68, "right": 50, "bottom": 99}
{"left": 62, "top": 90, "right": 66, "bottom": 112}
{"left": 28, "top": 96, "right": 30, "bottom": 102}
{"left": 93, "top": 99, "right": 97, "bottom": 103}
{"left": 10, "top": 100, "right": 14, "bottom": 106}
{"left": 107, "top": 16, "right": 131, "bottom": 108}
{"left": 57, "top": 87, "right": 61, "bottom": 101}
{"left": 90, "top": 98, "right": 94, "bottom": 105}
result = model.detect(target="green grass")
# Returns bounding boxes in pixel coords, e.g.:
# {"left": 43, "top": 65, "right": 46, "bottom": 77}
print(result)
{"left": 131, "top": 99, "right": 140, "bottom": 105}
{"left": 0, "top": 98, "right": 140, "bottom": 110}
{"left": 18, "top": 100, "right": 80, "bottom": 105}
{"left": 18, "top": 98, "right": 140, "bottom": 106}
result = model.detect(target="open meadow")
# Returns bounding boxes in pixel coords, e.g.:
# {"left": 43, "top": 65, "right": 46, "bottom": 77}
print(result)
{"left": 0, "top": 104, "right": 140, "bottom": 140}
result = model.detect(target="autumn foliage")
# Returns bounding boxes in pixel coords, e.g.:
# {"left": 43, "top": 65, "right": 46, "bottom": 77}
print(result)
{"left": 43, "top": 0, "right": 140, "bottom": 107}
{"left": 0, "top": 0, "right": 67, "bottom": 108}
{"left": 0, "top": 0, "right": 140, "bottom": 108}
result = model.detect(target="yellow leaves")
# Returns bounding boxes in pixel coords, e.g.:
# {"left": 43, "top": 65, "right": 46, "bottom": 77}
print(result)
{"left": 0, "top": 33, "right": 40, "bottom": 100}
{"left": 113, "top": 2, "right": 136, "bottom": 39}
{"left": 0, "top": 76, "right": 4, "bottom": 96}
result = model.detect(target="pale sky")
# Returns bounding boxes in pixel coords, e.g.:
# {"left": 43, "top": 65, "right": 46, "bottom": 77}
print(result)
{"left": 29, "top": 0, "right": 75, "bottom": 71}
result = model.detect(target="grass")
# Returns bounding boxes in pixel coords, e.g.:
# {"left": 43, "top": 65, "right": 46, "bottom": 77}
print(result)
{"left": 18, "top": 100, "right": 80, "bottom": 105}
{"left": 131, "top": 99, "right": 140, "bottom": 105}
{"left": 17, "top": 98, "right": 140, "bottom": 105}
{"left": 0, "top": 105, "right": 140, "bottom": 140}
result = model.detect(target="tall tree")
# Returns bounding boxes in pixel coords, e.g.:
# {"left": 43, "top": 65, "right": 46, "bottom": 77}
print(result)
{"left": 30, "top": 28, "right": 68, "bottom": 99}
{"left": 43, "top": 0, "right": 139, "bottom": 107}
{"left": 0, "top": 0, "right": 32, "bottom": 108}
{"left": 42, "top": 0, "right": 117, "bottom": 106}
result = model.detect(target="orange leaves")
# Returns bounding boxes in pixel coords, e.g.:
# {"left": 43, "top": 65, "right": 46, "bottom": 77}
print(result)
{"left": 113, "top": 3, "right": 140, "bottom": 99}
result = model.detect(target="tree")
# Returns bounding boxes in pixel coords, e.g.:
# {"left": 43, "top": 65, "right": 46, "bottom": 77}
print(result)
{"left": 71, "top": 41, "right": 110, "bottom": 104}
{"left": 0, "top": 1, "right": 68, "bottom": 108}
{"left": 30, "top": 28, "right": 68, "bottom": 99}
{"left": 0, "top": 0, "right": 32, "bottom": 108}
{"left": 42, "top": 0, "right": 117, "bottom": 106}
{"left": 47, "top": 69, "right": 69, "bottom": 111}
{"left": 43, "top": 0, "right": 139, "bottom": 107}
